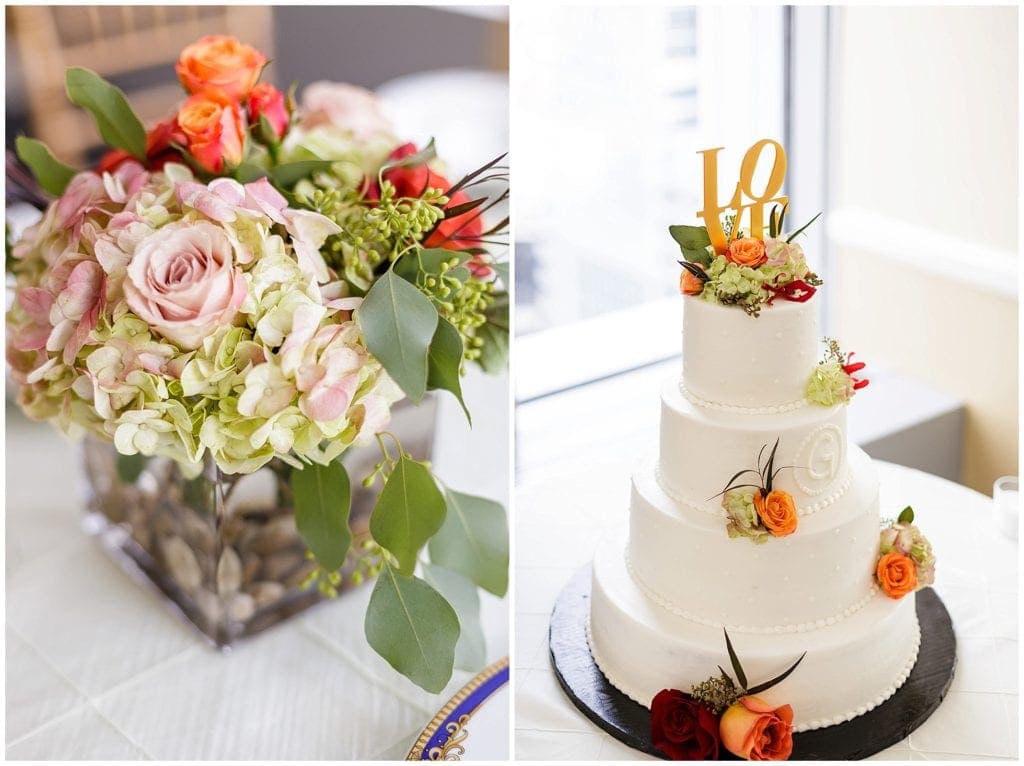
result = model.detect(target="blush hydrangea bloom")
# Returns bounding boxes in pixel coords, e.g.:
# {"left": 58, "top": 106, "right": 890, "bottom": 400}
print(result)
{"left": 7, "top": 162, "right": 404, "bottom": 475}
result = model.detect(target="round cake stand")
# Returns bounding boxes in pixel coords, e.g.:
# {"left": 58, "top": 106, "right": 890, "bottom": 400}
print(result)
{"left": 549, "top": 566, "right": 957, "bottom": 761}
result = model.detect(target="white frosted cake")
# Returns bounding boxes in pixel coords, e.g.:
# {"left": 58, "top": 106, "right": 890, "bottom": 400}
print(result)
{"left": 587, "top": 294, "right": 921, "bottom": 732}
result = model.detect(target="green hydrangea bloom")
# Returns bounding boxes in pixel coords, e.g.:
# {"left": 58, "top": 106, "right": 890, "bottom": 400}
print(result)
{"left": 722, "top": 489, "right": 769, "bottom": 544}
{"left": 805, "top": 360, "right": 855, "bottom": 406}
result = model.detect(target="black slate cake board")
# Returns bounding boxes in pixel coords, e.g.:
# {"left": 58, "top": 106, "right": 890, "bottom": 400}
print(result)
{"left": 550, "top": 566, "right": 956, "bottom": 760}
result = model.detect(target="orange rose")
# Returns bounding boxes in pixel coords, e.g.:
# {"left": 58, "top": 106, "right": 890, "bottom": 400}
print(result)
{"left": 679, "top": 265, "right": 705, "bottom": 296}
{"left": 176, "top": 35, "right": 267, "bottom": 100}
{"left": 177, "top": 89, "right": 245, "bottom": 173}
{"left": 727, "top": 237, "right": 768, "bottom": 268}
{"left": 876, "top": 551, "right": 918, "bottom": 599}
{"left": 720, "top": 695, "right": 794, "bottom": 760}
{"left": 754, "top": 489, "right": 798, "bottom": 537}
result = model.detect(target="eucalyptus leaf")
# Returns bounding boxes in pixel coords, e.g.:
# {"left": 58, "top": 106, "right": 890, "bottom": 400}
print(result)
{"left": 65, "top": 67, "right": 146, "bottom": 158}
{"left": 492, "top": 261, "right": 510, "bottom": 288}
{"left": 15, "top": 137, "right": 76, "bottom": 196}
{"left": 357, "top": 270, "right": 438, "bottom": 402}
{"left": 270, "top": 160, "right": 336, "bottom": 187}
{"left": 235, "top": 162, "right": 270, "bottom": 184}
{"left": 292, "top": 461, "right": 352, "bottom": 571}
{"left": 475, "top": 319, "right": 508, "bottom": 375}
{"left": 370, "top": 456, "right": 447, "bottom": 576}
{"left": 423, "top": 563, "right": 486, "bottom": 672}
{"left": 365, "top": 563, "right": 458, "bottom": 692}
{"left": 394, "top": 249, "right": 470, "bottom": 284}
{"left": 428, "top": 487, "right": 508, "bottom": 597}
{"left": 898, "top": 506, "right": 915, "bottom": 524}
{"left": 427, "top": 317, "right": 471, "bottom": 424}
{"left": 668, "top": 224, "right": 714, "bottom": 267}
{"left": 116, "top": 453, "right": 147, "bottom": 485}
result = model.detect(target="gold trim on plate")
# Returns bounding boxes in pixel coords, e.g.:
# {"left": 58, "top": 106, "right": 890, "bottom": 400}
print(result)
{"left": 406, "top": 656, "right": 510, "bottom": 761}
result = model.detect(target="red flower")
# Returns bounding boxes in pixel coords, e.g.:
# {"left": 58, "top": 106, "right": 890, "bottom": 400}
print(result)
{"left": 650, "top": 689, "right": 721, "bottom": 760}
{"left": 368, "top": 143, "right": 486, "bottom": 257}
{"left": 144, "top": 117, "right": 188, "bottom": 170}
{"left": 843, "top": 352, "right": 870, "bottom": 390}
{"left": 94, "top": 117, "right": 187, "bottom": 174}
{"left": 248, "top": 83, "right": 289, "bottom": 141}
{"left": 766, "top": 279, "right": 817, "bottom": 304}
{"left": 96, "top": 149, "right": 134, "bottom": 175}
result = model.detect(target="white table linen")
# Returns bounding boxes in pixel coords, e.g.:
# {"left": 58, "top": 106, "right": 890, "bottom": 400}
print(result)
{"left": 6, "top": 367, "right": 509, "bottom": 760}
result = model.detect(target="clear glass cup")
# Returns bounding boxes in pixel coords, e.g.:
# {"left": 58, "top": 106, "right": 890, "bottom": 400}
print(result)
{"left": 993, "top": 476, "right": 1019, "bottom": 541}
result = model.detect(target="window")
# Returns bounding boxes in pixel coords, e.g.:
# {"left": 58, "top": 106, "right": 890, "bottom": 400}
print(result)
{"left": 515, "top": 6, "right": 789, "bottom": 400}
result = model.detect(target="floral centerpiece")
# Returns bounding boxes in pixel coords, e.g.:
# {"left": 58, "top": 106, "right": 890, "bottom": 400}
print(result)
{"left": 6, "top": 35, "right": 508, "bottom": 693}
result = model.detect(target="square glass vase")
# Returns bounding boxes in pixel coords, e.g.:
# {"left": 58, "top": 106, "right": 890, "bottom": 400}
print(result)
{"left": 80, "top": 396, "right": 437, "bottom": 646}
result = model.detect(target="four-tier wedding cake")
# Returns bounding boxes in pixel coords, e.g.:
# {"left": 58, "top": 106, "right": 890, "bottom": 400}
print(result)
{"left": 586, "top": 140, "right": 934, "bottom": 741}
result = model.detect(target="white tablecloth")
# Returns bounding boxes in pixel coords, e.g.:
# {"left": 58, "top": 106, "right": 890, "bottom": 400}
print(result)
{"left": 514, "top": 370, "right": 1018, "bottom": 760}
{"left": 5, "top": 369, "right": 509, "bottom": 760}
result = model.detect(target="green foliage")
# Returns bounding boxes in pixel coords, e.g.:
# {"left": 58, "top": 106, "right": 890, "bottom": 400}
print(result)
{"left": 357, "top": 270, "right": 439, "bottom": 403}
{"left": 292, "top": 461, "right": 352, "bottom": 572}
{"left": 427, "top": 317, "right": 471, "bottom": 424}
{"left": 476, "top": 292, "right": 509, "bottom": 374}
{"left": 786, "top": 211, "right": 822, "bottom": 243}
{"left": 369, "top": 456, "right": 447, "bottom": 576}
{"left": 492, "top": 261, "right": 510, "bottom": 289}
{"left": 65, "top": 68, "right": 146, "bottom": 159}
{"left": 898, "top": 506, "right": 915, "bottom": 524}
{"left": 235, "top": 162, "right": 270, "bottom": 184}
{"left": 428, "top": 487, "right": 508, "bottom": 597}
{"left": 423, "top": 563, "right": 486, "bottom": 672}
{"left": 669, "top": 224, "right": 713, "bottom": 267}
{"left": 271, "top": 160, "right": 336, "bottom": 187}
{"left": 365, "top": 563, "right": 459, "bottom": 692}
{"left": 116, "top": 453, "right": 147, "bottom": 485}
{"left": 15, "top": 137, "right": 76, "bottom": 196}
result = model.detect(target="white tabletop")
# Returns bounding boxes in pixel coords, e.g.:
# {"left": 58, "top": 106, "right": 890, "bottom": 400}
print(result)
{"left": 514, "top": 366, "right": 1018, "bottom": 761}
{"left": 5, "top": 367, "right": 510, "bottom": 760}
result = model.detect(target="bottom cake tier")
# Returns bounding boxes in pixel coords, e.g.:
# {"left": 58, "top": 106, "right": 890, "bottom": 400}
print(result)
{"left": 588, "top": 536, "right": 921, "bottom": 732}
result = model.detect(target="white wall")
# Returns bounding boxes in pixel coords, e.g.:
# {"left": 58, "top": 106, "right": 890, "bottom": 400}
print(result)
{"left": 830, "top": 5, "right": 1019, "bottom": 493}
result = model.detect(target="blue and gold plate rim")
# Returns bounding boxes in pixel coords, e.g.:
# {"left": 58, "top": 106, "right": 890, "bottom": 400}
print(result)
{"left": 406, "top": 656, "right": 510, "bottom": 761}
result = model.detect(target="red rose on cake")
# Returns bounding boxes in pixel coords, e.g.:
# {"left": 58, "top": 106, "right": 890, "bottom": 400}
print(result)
{"left": 650, "top": 689, "right": 721, "bottom": 760}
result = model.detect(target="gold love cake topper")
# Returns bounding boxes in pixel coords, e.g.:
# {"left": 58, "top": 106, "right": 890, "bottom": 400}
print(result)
{"left": 697, "top": 138, "right": 788, "bottom": 253}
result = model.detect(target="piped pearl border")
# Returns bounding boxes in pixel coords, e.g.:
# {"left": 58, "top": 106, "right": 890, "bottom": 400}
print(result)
{"left": 624, "top": 547, "right": 877, "bottom": 634}
{"left": 653, "top": 461, "right": 854, "bottom": 520}
{"left": 679, "top": 380, "right": 810, "bottom": 415}
{"left": 792, "top": 619, "right": 922, "bottom": 732}
{"left": 586, "top": 613, "right": 923, "bottom": 733}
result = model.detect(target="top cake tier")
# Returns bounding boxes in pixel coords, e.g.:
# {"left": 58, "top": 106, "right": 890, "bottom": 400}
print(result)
{"left": 682, "top": 296, "right": 819, "bottom": 410}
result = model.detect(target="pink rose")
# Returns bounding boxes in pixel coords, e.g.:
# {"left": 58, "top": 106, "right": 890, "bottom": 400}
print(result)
{"left": 298, "top": 81, "right": 393, "bottom": 139}
{"left": 124, "top": 221, "right": 247, "bottom": 350}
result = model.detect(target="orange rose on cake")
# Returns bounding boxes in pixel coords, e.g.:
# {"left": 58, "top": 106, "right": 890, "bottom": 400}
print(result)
{"left": 720, "top": 695, "right": 795, "bottom": 760}
{"left": 754, "top": 489, "right": 798, "bottom": 537}
{"left": 679, "top": 264, "right": 706, "bottom": 296}
{"left": 178, "top": 90, "right": 245, "bottom": 173}
{"left": 176, "top": 35, "right": 266, "bottom": 99}
{"left": 876, "top": 551, "right": 918, "bottom": 599}
{"left": 727, "top": 237, "right": 768, "bottom": 268}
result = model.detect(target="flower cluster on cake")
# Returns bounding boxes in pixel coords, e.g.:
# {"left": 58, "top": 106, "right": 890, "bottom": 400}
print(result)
{"left": 584, "top": 140, "right": 937, "bottom": 759}
{"left": 7, "top": 35, "right": 508, "bottom": 692}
